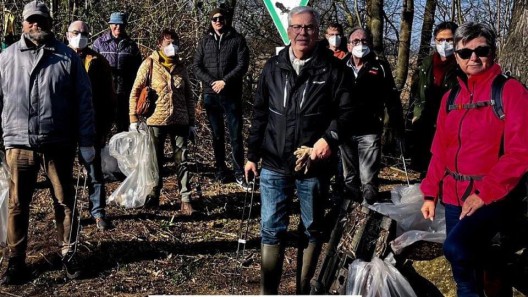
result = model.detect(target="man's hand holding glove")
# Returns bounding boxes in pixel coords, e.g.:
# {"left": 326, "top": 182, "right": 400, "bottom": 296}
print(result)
{"left": 80, "top": 146, "right": 96, "bottom": 163}
{"left": 294, "top": 146, "right": 313, "bottom": 174}
{"left": 294, "top": 139, "right": 332, "bottom": 174}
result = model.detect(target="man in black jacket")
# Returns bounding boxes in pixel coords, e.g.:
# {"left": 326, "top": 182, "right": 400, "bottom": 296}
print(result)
{"left": 192, "top": 8, "right": 250, "bottom": 189}
{"left": 244, "top": 6, "right": 353, "bottom": 295}
{"left": 340, "top": 27, "right": 404, "bottom": 204}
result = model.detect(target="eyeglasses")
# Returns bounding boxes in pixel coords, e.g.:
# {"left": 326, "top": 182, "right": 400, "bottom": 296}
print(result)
{"left": 289, "top": 25, "right": 316, "bottom": 34}
{"left": 435, "top": 38, "right": 454, "bottom": 43}
{"left": 348, "top": 39, "right": 368, "bottom": 46}
{"left": 455, "top": 46, "right": 491, "bottom": 59}
{"left": 211, "top": 16, "right": 225, "bottom": 22}
{"left": 69, "top": 30, "right": 89, "bottom": 37}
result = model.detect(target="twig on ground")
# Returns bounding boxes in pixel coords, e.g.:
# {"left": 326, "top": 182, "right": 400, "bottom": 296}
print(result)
{"left": 0, "top": 291, "right": 23, "bottom": 297}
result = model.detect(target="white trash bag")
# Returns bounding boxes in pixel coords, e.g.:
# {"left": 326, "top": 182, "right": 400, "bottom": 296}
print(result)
{"left": 390, "top": 184, "right": 423, "bottom": 205}
{"left": 371, "top": 184, "right": 446, "bottom": 254}
{"left": 346, "top": 257, "right": 417, "bottom": 297}
{"left": 0, "top": 151, "right": 11, "bottom": 247}
{"left": 108, "top": 124, "right": 158, "bottom": 208}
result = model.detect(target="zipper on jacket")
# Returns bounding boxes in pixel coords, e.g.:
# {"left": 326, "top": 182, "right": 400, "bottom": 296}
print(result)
{"left": 454, "top": 83, "right": 474, "bottom": 206}
{"left": 283, "top": 74, "right": 289, "bottom": 108}
{"left": 299, "top": 80, "right": 309, "bottom": 108}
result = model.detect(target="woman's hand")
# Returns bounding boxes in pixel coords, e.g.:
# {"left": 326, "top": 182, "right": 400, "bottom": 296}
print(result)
{"left": 421, "top": 200, "right": 436, "bottom": 221}
{"left": 460, "top": 194, "right": 485, "bottom": 219}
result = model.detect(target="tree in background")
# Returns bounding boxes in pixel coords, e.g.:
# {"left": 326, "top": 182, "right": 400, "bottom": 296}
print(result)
{"left": 498, "top": 0, "right": 527, "bottom": 85}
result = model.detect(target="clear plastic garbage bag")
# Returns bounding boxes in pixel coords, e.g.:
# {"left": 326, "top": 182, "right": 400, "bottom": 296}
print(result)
{"left": 101, "top": 145, "right": 121, "bottom": 181}
{"left": 346, "top": 257, "right": 417, "bottom": 297}
{"left": 0, "top": 151, "right": 11, "bottom": 247}
{"left": 371, "top": 184, "right": 446, "bottom": 254}
{"left": 108, "top": 124, "right": 158, "bottom": 208}
{"left": 390, "top": 184, "right": 423, "bottom": 205}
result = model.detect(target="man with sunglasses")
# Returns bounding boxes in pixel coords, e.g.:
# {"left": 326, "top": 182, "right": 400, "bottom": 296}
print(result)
{"left": 92, "top": 12, "right": 142, "bottom": 133}
{"left": 192, "top": 8, "right": 250, "bottom": 189}
{"left": 66, "top": 20, "right": 116, "bottom": 231}
{"left": 410, "top": 21, "right": 459, "bottom": 178}
{"left": 421, "top": 22, "right": 528, "bottom": 297}
{"left": 0, "top": 0, "right": 95, "bottom": 284}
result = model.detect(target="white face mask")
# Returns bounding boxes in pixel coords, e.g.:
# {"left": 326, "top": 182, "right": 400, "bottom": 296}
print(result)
{"left": 69, "top": 34, "right": 88, "bottom": 50}
{"left": 436, "top": 41, "right": 454, "bottom": 57}
{"left": 328, "top": 35, "right": 341, "bottom": 48}
{"left": 163, "top": 44, "right": 179, "bottom": 57}
{"left": 352, "top": 44, "right": 370, "bottom": 58}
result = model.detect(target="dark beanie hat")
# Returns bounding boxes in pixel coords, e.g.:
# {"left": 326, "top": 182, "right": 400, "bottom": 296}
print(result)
{"left": 209, "top": 8, "right": 227, "bottom": 19}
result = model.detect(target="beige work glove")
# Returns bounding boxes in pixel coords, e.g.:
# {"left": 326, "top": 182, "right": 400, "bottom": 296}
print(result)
{"left": 294, "top": 146, "right": 313, "bottom": 174}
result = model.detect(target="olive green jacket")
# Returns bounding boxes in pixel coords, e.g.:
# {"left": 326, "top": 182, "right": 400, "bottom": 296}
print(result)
{"left": 411, "top": 53, "right": 458, "bottom": 122}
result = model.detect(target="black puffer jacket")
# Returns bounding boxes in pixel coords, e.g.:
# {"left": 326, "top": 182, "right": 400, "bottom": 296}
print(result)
{"left": 247, "top": 45, "right": 354, "bottom": 175}
{"left": 192, "top": 27, "right": 249, "bottom": 96}
{"left": 344, "top": 53, "right": 404, "bottom": 136}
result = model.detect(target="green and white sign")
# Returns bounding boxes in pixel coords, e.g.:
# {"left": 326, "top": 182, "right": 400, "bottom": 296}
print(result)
{"left": 263, "top": 0, "right": 310, "bottom": 45}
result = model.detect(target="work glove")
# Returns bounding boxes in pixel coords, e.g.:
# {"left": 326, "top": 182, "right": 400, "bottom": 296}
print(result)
{"left": 80, "top": 146, "right": 96, "bottom": 163}
{"left": 189, "top": 126, "right": 197, "bottom": 144}
{"left": 129, "top": 122, "right": 138, "bottom": 131}
{"left": 294, "top": 146, "right": 313, "bottom": 174}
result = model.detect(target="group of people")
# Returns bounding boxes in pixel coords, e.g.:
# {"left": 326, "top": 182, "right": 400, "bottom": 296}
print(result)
{"left": 0, "top": 0, "right": 249, "bottom": 285}
{"left": 1, "top": 1, "right": 527, "bottom": 296}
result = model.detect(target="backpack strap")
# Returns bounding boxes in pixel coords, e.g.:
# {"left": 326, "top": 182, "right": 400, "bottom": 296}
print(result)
{"left": 446, "top": 84, "right": 461, "bottom": 113}
{"left": 490, "top": 74, "right": 510, "bottom": 120}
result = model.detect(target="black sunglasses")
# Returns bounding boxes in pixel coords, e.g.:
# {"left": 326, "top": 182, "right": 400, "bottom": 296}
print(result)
{"left": 455, "top": 46, "right": 491, "bottom": 59}
{"left": 211, "top": 16, "right": 225, "bottom": 22}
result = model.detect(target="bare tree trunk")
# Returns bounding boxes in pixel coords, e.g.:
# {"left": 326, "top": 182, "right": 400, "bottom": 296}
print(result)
{"left": 367, "top": 0, "right": 385, "bottom": 57}
{"left": 498, "top": 0, "right": 528, "bottom": 85}
{"left": 395, "top": 0, "right": 414, "bottom": 90}
{"left": 416, "top": 0, "right": 437, "bottom": 66}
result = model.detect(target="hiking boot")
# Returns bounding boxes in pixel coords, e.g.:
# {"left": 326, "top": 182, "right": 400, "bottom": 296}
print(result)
{"left": 236, "top": 175, "right": 252, "bottom": 191}
{"left": 62, "top": 252, "right": 82, "bottom": 280}
{"left": 144, "top": 194, "right": 160, "bottom": 209}
{"left": 1, "top": 257, "right": 30, "bottom": 286}
{"left": 95, "top": 216, "right": 113, "bottom": 231}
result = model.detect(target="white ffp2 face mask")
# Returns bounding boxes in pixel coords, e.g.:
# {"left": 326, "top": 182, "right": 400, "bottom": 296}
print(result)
{"left": 69, "top": 34, "right": 88, "bottom": 50}
{"left": 436, "top": 41, "right": 454, "bottom": 57}
{"left": 163, "top": 44, "right": 179, "bottom": 57}
{"left": 352, "top": 44, "right": 370, "bottom": 58}
{"left": 328, "top": 35, "right": 342, "bottom": 48}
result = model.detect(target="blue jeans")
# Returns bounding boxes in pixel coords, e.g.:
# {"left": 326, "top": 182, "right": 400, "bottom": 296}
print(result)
{"left": 203, "top": 94, "right": 244, "bottom": 175}
{"left": 79, "top": 147, "right": 106, "bottom": 219}
{"left": 340, "top": 134, "right": 381, "bottom": 202}
{"left": 443, "top": 202, "right": 506, "bottom": 297}
{"left": 260, "top": 168, "right": 328, "bottom": 245}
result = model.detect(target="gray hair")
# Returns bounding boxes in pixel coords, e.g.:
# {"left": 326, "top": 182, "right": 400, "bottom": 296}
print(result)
{"left": 287, "top": 6, "right": 320, "bottom": 28}
{"left": 347, "top": 27, "right": 373, "bottom": 46}
{"left": 454, "top": 22, "right": 496, "bottom": 55}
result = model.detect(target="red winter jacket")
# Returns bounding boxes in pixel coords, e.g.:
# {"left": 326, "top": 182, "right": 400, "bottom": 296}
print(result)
{"left": 420, "top": 63, "right": 528, "bottom": 206}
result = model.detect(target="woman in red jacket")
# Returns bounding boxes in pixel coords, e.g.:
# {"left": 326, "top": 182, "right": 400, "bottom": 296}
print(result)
{"left": 420, "top": 22, "right": 528, "bottom": 297}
